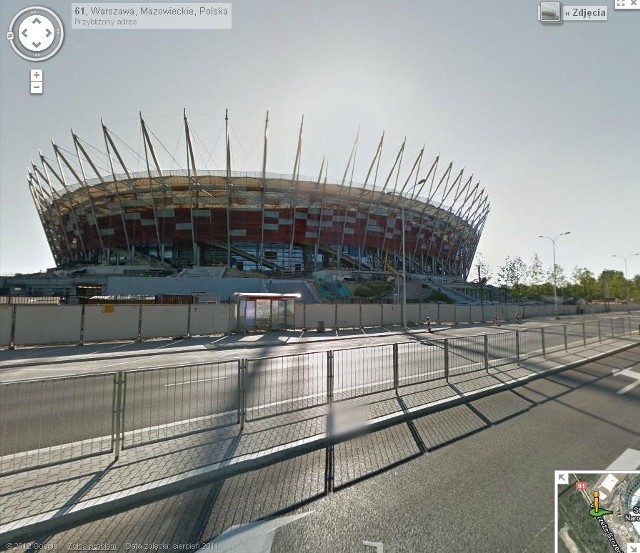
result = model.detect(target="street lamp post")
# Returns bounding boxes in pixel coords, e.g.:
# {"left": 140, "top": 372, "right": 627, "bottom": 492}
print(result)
{"left": 539, "top": 231, "right": 571, "bottom": 319}
{"left": 401, "top": 205, "right": 407, "bottom": 329}
{"left": 612, "top": 252, "right": 639, "bottom": 310}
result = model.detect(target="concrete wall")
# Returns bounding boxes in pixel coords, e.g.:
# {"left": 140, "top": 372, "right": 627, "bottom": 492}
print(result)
{"left": 83, "top": 304, "right": 140, "bottom": 342}
{"left": 140, "top": 305, "right": 190, "bottom": 339}
{"left": 2, "top": 302, "right": 638, "bottom": 348}
{"left": 14, "top": 305, "right": 82, "bottom": 345}
{"left": 0, "top": 305, "right": 13, "bottom": 347}
{"left": 336, "top": 304, "right": 360, "bottom": 328}
{"left": 189, "top": 304, "right": 215, "bottom": 336}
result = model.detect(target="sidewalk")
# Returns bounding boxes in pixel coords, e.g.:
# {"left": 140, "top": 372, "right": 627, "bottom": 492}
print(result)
{"left": 1, "top": 334, "right": 639, "bottom": 544}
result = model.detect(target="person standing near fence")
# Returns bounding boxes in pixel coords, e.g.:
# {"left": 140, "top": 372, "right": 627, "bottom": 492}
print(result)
{"left": 515, "top": 312, "right": 522, "bottom": 324}
{"left": 426, "top": 317, "right": 433, "bottom": 333}
{"left": 494, "top": 313, "right": 501, "bottom": 326}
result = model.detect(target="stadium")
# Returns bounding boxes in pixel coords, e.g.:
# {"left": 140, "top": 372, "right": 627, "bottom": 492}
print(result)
{"left": 27, "top": 111, "right": 489, "bottom": 282}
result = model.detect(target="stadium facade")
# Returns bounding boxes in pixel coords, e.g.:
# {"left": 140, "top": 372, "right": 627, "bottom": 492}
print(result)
{"left": 27, "top": 111, "right": 489, "bottom": 280}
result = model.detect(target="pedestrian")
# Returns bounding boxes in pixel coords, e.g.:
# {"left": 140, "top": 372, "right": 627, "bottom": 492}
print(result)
{"left": 494, "top": 313, "right": 501, "bottom": 327}
{"left": 515, "top": 312, "right": 522, "bottom": 324}
{"left": 426, "top": 317, "right": 433, "bottom": 333}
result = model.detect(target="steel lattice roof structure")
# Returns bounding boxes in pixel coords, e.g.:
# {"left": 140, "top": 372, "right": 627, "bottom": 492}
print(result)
{"left": 27, "top": 111, "right": 489, "bottom": 279}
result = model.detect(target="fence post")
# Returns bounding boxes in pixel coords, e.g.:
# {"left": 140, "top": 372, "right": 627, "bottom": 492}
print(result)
{"left": 393, "top": 343, "right": 399, "bottom": 391}
{"left": 9, "top": 304, "right": 16, "bottom": 350}
{"left": 563, "top": 324, "right": 568, "bottom": 351}
{"left": 541, "top": 327, "right": 546, "bottom": 358}
{"left": 238, "top": 359, "right": 246, "bottom": 430}
{"left": 186, "top": 303, "right": 192, "bottom": 338}
{"left": 112, "top": 371, "right": 125, "bottom": 461}
{"left": 597, "top": 320, "right": 602, "bottom": 343}
{"left": 327, "top": 350, "right": 334, "bottom": 404}
{"left": 137, "top": 304, "right": 143, "bottom": 342}
{"left": 610, "top": 318, "right": 615, "bottom": 339}
{"left": 515, "top": 331, "right": 520, "bottom": 364}
{"left": 444, "top": 339, "right": 449, "bottom": 381}
{"left": 582, "top": 321, "right": 587, "bottom": 347}
{"left": 484, "top": 334, "right": 489, "bottom": 372}
{"left": 79, "top": 304, "right": 86, "bottom": 345}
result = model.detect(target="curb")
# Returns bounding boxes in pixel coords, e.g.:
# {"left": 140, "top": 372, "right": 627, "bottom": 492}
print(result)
{"left": 1, "top": 339, "right": 638, "bottom": 544}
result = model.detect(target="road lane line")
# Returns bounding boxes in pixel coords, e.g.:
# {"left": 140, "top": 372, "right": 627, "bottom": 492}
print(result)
{"left": 164, "top": 376, "right": 228, "bottom": 387}
{"left": 612, "top": 363, "right": 640, "bottom": 395}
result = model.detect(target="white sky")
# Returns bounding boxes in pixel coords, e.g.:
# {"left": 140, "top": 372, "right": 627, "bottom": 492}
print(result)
{"left": 1, "top": 0, "right": 638, "bottom": 279}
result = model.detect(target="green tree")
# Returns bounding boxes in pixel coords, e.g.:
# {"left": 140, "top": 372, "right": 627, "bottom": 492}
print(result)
{"left": 571, "top": 267, "right": 598, "bottom": 300}
{"left": 598, "top": 270, "right": 626, "bottom": 300}
{"left": 498, "top": 256, "right": 528, "bottom": 302}
{"left": 528, "top": 253, "right": 544, "bottom": 287}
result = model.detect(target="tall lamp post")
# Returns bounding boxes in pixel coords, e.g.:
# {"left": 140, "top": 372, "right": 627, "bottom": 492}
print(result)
{"left": 612, "top": 252, "right": 639, "bottom": 310}
{"left": 401, "top": 205, "right": 407, "bottom": 329}
{"left": 539, "top": 231, "right": 571, "bottom": 319}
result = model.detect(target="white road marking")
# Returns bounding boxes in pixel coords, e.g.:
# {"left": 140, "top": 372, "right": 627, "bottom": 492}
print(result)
{"left": 363, "top": 541, "right": 384, "bottom": 552}
{"left": 164, "top": 376, "right": 228, "bottom": 387}
{"left": 199, "top": 511, "right": 312, "bottom": 552}
{"left": 606, "top": 448, "right": 640, "bottom": 470}
{"left": 612, "top": 363, "right": 640, "bottom": 395}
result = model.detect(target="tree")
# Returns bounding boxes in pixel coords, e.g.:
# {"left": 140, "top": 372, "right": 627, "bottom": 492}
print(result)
{"left": 498, "top": 256, "right": 528, "bottom": 302}
{"left": 473, "top": 252, "right": 492, "bottom": 284}
{"left": 598, "top": 270, "right": 626, "bottom": 300}
{"left": 547, "top": 264, "right": 568, "bottom": 290}
{"left": 528, "top": 253, "right": 544, "bottom": 287}
{"left": 571, "top": 267, "right": 598, "bottom": 300}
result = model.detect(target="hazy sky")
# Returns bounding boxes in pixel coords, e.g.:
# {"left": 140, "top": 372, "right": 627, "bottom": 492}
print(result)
{"left": 1, "top": 0, "right": 638, "bottom": 280}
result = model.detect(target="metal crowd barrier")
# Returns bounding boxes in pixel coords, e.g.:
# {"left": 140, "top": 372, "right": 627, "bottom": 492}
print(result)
{"left": 0, "top": 315, "right": 637, "bottom": 476}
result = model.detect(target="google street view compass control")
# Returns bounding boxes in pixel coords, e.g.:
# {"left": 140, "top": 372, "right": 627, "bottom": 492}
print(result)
{"left": 7, "top": 6, "right": 64, "bottom": 61}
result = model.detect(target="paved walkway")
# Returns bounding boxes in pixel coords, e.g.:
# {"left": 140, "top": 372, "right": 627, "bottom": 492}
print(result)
{"left": 1, "top": 333, "right": 639, "bottom": 545}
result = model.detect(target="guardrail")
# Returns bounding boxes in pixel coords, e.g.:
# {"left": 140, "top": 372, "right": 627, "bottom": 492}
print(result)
{"left": 1, "top": 316, "right": 638, "bottom": 476}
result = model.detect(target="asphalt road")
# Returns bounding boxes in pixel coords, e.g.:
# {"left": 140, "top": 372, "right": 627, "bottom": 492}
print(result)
{"left": 0, "top": 313, "right": 629, "bottom": 381}
{"left": 0, "top": 317, "right": 617, "bottom": 456}
{"left": 13, "top": 346, "right": 639, "bottom": 552}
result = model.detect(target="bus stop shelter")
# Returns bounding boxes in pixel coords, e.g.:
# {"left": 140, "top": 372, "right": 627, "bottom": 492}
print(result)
{"left": 234, "top": 292, "right": 300, "bottom": 331}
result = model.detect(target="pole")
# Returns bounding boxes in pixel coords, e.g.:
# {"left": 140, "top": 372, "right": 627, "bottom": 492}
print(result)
{"left": 553, "top": 239, "right": 558, "bottom": 319}
{"left": 402, "top": 206, "right": 407, "bottom": 329}
{"left": 539, "top": 232, "right": 570, "bottom": 320}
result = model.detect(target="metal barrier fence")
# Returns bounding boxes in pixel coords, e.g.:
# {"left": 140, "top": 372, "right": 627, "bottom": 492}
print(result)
{"left": 122, "top": 361, "right": 240, "bottom": 449}
{"left": 1, "top": 315, "right": 637, "bottom": 476}
{"left": 244, "top": 351, "right": 327, "bottom": 421}
{"left": 0, "top": 372, "right": 115, "bottom": 475}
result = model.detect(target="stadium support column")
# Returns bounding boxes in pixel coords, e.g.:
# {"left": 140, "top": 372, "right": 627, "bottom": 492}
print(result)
{"left": 443, "top": 182, "right": 481, "bottom": 276}
{"left": 225, "top": 109, "right": 232, "bottom": 269}
{"left": 357, "top": 132, "right": 384, "bottom": 269}
{"left": 410, "top": 155, "right": 439, "bottom": 265}
{"left": 436, "top": 175, "right": 474, "bottom": 275}
{"left": 28, "top": 176, "right": 62, "bottom": 265}
{"left": 73, "top": 131, "right": 110, "bottom": 262}
{"left": 140, "top": 113, "right": 163, "bottom": 262}
{"left": 40, "top": 151, "right": 87, "bottom": 259}
{"left": 259, "top": 111, "right": 269, "bottom": 270}
{"left": 379, "top": 139, "right": 406, "bottom": 265}
{"left": 55, "top": 141, "right": 105, "bottom": 261}
{"left": 101, "top": 121, "right": 132, "bottom": 263}
{"left": 32, "top": 162, "right": 74, "bottom": 261}
{"left": 395, "top": 146, "right": 424, "bottom": 272}
{"left": 184, "top": 110, "right": 199, "bottom": 266}
{"left": 337, "top": 129, "right": 359, "bottom": 269}
{"left": 289, "top": 115, "right": 304, "bottom": 271}
{"left": 313, "top": 159, "right": 327, "bottom": 270}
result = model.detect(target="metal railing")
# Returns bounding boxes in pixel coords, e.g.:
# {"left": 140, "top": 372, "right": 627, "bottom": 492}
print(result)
{"left": 0, "top": 315, "right": 637, "bottom": 476}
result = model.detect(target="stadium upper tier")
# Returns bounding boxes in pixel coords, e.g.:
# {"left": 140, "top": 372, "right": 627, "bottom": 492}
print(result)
{"left": 27, "top": 112, "right": 489, "bottom": 279}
